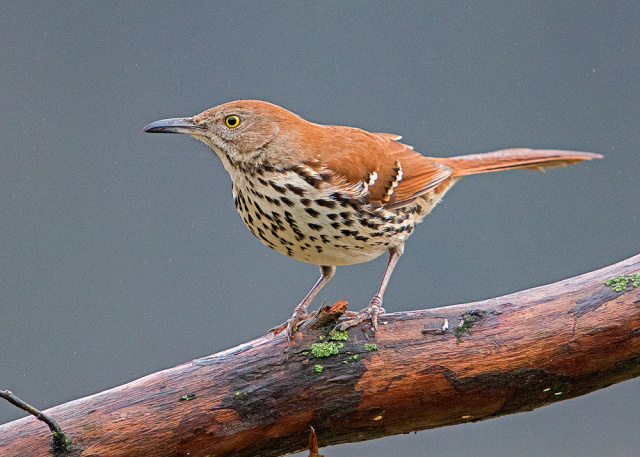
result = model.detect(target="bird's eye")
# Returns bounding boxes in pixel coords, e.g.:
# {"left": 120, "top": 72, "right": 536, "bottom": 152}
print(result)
{"left": 225, "top": 115, "right": 241, "bottom": 128}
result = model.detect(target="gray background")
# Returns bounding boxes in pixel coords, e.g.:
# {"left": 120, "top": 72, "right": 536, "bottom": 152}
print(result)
{"left": 1, "top": 2, "right": 638, "bottom": 456}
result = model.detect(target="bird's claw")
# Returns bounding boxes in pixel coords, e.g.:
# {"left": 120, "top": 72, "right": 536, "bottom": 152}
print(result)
{"left": 267, "top": 311, "right": 315, "bottom": 337}
{"left": 335, "top": 302, "right": 386, "bottom": 332}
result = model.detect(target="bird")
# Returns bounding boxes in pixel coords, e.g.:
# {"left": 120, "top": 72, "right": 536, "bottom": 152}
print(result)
{"left": 143, "top": 100, "right": 602, "bottom": 335}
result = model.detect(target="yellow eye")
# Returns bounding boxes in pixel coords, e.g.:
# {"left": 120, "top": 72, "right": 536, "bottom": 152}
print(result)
{"left": 225, "top": 115, "right": 241, "bottom": 128}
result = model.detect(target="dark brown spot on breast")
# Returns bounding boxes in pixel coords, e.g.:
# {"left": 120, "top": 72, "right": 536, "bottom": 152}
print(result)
{"left": 280, "top": 196, "right": 295, "bottom": 207}
{"left": 265, "top": 196, "right": 281, "bottom": 206}
{"left": 269, "top": 181, "right": 286, "bottom": 194}
{"left": 294, "top": 168, "right": 322, "bottom": 188}
{"left": 315, "top": 199, "right": 336, "bottom": 209}
{"left": 359, "top": 218, "right": 381, "bottom": 229}
{"left": 330, "top": 192, "right": 348, "bottom": 202}
{"left": 249, "top": 188, "right": 264, "bottom": 199}
{"left": 286, "top": 184, "right": 306, "bottom": 196}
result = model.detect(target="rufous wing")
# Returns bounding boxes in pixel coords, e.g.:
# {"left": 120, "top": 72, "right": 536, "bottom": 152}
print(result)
{"left": 321, "top": 132, "right": 453, "bottom": 210}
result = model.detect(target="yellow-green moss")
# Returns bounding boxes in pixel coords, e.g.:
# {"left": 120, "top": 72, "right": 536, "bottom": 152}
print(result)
{"left": 605, "top": 273, "right": 640, "bottom": 292}
{"left": 51, "top": 431, "right": 72, "bottom": 454}
{"left": 330, "top": 330, "right": 349, "bottom": 341}
{"left": 310, "top": 342, "right": 340, "bottom": 358}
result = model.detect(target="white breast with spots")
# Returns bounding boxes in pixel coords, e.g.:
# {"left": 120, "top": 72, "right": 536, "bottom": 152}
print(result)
{"left": 228, "top": 169, "right": 433, "bottom": 266}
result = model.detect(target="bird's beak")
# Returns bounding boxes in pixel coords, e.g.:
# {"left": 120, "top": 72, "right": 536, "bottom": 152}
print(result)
{"left": 143, "top": 118, "right": 204, "bottom": 135}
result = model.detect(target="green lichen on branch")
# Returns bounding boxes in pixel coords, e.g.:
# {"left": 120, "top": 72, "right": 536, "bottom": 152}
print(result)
{"left": 330, "top": 330, "right": 349, "bottom": 341}
{"left": 455, "top": 310, "right": 486, "bottom": 341}
{"left": 605, "top": 273, "right": 640, "bottom": 292}
{"left": 309, "top": 330, "right": 349, "bottom": 358}
{"left": 50, "top": 431, "right": 72, "bottom": 455}
{"left": 310, "top": 342, "right": 340, "bottom": 358}
{"left": 364, "top": 344, "right": 379, "bottom": 352}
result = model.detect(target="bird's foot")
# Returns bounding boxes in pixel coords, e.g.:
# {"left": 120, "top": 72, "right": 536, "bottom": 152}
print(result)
{"left": 335, "top": 300, "right": 386, "bottom": 332}
{"left": 267, "top": 310, "right": 316, "bottom": 337}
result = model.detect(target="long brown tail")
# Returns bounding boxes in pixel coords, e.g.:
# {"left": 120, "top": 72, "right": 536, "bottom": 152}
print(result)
{"left": 435, "top": 149, "right": 603, "bottom": 177}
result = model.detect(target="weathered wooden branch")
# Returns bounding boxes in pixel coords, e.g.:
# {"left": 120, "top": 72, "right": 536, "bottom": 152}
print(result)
{"left": 1, "top": 254, "right": 639, "bottom": 457}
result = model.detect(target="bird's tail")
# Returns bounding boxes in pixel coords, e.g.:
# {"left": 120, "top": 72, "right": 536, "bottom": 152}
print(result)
{"left": 435, "top": 149, "right": 602, "bottom": 177}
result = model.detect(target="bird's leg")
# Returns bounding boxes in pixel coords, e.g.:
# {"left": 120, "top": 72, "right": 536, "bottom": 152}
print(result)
{"left": 337, "top": 244, "right": 404, "bottom": 331}
{"left": 268, "top": 265, "right": 336, "bottom": 336}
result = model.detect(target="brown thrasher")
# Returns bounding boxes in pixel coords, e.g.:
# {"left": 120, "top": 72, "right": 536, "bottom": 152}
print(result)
{"left": 144, "top": 100, "right": 601, "bottom": 335}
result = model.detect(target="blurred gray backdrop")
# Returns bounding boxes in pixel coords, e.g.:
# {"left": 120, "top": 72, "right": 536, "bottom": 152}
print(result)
{"left": 1, "top": 2, "right": 639, "bottom": 456}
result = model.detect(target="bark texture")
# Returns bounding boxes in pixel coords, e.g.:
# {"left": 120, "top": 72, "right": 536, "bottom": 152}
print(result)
{"left": 1, "top": 254, "right": 639, "bottom": 457}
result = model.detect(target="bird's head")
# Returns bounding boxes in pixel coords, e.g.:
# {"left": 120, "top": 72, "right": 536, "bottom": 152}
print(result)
{"left": 144, "top": 100, "right": 306, "bottom": 170}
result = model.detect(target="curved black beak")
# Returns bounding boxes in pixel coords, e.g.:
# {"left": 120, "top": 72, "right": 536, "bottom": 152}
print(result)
{"left": 143, "top": 118, "right": 203, "bottom": 134}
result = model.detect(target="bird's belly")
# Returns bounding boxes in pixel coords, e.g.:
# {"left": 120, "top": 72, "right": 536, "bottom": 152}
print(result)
{"left": 230, "top": 173, "right": 426, "bottom": 266}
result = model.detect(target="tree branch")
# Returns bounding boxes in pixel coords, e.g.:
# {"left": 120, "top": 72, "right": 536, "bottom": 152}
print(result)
{"left": 1, "top": 254, "right": 639, "bottom": 457}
